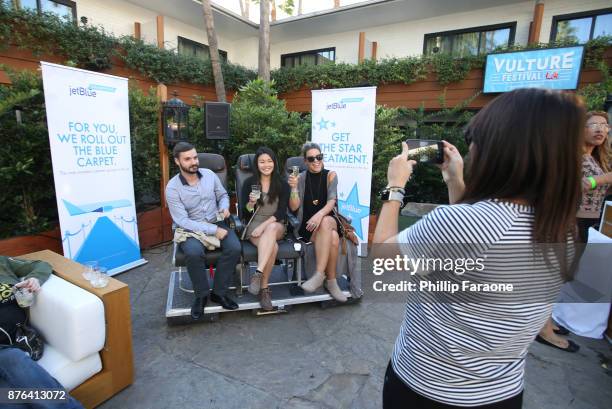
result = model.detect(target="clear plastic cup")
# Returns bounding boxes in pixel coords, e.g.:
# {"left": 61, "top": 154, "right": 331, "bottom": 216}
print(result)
{"left": 83, "top": 261, "right": 98, "bottom": 281}
{"left": 13, "top": 287, "right": 34, "bottom": 308}
{"left": 251, "top": 185, "right": 261, "bottom": 200}
{"left": 90, "top": 267, "right": 110, "bottom": 288}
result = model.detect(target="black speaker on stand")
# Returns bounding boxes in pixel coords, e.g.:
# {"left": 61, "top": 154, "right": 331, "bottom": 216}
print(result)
{"left": 205, "top": 102, "right": 230, "bottom": 154}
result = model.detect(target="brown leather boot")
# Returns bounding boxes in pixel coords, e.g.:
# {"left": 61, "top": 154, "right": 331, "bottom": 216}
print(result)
{"left": 259, "top": 287, "right": 273, "bottom": 311}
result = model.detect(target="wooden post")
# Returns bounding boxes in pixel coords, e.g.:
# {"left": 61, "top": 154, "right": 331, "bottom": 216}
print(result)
{"left": 157, "top": 84, "right": 169, "bottom": 209}
{"left": 358, "top": 32, "right": 366, "bottom": 63}
{"left": 156, "top": 15, "right": 164, "bottom": 48}
{"left": 371, "top": 41, "right": 378, "bottom": 61}
{"left": 528, "top": 0, "right": 544, "bottom": 44}
{"left": 133, "top": 22, "right": 141, "bottom": 40}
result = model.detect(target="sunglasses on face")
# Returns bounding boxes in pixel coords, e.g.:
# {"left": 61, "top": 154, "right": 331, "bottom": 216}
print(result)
{"left": 586, "top": 123, "right": 610, "bottom": 131}
{"left": 306, "top": 154, "right": 324, "bottom": 163}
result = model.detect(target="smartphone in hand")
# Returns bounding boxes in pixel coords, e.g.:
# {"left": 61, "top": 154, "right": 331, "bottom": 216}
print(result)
{"left": 405, "top": 139, "right": 444, "bottom": 164}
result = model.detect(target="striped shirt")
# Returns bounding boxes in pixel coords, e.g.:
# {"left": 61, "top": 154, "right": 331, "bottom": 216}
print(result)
{"left": 392, "top": 199, "right": 565, "bottom": 406}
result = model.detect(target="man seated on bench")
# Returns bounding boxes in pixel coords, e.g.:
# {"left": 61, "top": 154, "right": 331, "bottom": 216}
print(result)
{"left": 166, "top": 142, "right": 240, "bottom": 319}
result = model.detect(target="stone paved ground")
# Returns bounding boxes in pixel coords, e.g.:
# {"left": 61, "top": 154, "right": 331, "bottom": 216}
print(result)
{"left": 99, "top": 244, "right": 612, "bottom": 409}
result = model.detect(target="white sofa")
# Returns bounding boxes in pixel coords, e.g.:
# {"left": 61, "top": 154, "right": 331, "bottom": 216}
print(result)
{"left": 30, "top": 274, "right": 106, "bottom": 391}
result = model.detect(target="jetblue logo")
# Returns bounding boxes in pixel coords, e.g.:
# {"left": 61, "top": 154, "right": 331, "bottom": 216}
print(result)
{"left": 68, "top": 84, "right": 116, "bottom": 97}
{"left": 69, "top": 86, "right": 97, "bottom": 97}
{"left": 326, "top": 102, "right": 346, "bottom": 110}
{"left": 326, "top": 97, "right": 364, "bottom": 110}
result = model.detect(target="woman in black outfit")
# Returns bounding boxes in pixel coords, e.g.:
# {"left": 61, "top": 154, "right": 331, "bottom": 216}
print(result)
{"left": 288, "top": 142, "right": 346, "bottom": 302}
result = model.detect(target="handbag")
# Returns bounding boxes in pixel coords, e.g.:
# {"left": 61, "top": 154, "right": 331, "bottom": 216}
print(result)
{"left": 0, "top": 320, "right": 45, "bottom": 361}
{"left": 332, "top": 207, "right": 360, "bottom": 252}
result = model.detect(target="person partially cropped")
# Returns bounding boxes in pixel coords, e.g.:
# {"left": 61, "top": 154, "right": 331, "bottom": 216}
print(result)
{"left": 1, "top": 256, "right": 84, "bottom": 409}
{"left": 374, "top": 88, "right": 583, "bottom": 408}
{"left": 288, "top": 142, "right": 346, "bottom": 302}
{"left": 577, "top": 111, "right": 611, "bottom": 242}
{"left": 241, "top": 147, "right": 289, "bottom": 311}
{"left": 535, "top": 111, "right": 611, "bottom": 352}
{"left": 165, "top": 142, "right": 240, "bottom": 319}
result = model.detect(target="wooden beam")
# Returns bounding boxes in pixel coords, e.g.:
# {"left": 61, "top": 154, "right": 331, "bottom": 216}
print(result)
{"left": 528, "top": 0, "right": 544, "bottom": 44}
{"left": 371, "top": 41, "right": 378, "bottom": 61}
{"left": 133, "top": 22, "right": 141, "bottom": 40}
{"left": 358, "top": 32, "right": 365, "bottom": 63}
{"left": 156, "top": 15, "right": 164, "bottom": 49}
{"left": 157, "top": 84, "right": 169, "bottom": 208}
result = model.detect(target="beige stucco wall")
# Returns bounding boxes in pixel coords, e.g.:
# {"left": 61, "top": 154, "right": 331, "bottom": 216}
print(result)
{"left": 71, "top": 0, "right": 611, "bottom": 70}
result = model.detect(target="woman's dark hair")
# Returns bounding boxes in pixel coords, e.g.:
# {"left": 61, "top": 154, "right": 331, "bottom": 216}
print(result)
{"left": 462, "top": 88, "right": 584, "bottom": 249}
{"left": 254, "top": 146, "right": 282, "bottom": 204}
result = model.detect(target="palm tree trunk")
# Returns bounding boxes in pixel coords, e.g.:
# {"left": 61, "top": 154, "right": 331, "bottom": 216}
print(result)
{"left": 258, "top": 0, "right": 270, "bottom": 81}
{"left": 202, "top": 0, "right": 226, "bottom": 102}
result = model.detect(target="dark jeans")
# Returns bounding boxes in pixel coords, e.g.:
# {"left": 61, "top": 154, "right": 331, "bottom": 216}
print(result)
{"left": 383, "top": 362, "right": 523, "bottom": 409}
{"left": 180, "top": 221, "right": 241, "bottom": 298}
{"left": 0, "top": 348, "right": 84, "bottom": 409}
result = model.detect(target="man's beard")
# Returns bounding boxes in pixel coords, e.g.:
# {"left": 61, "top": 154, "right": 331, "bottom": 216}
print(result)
{"left": 180, "top": 164, "right": 199, "bottom": 174}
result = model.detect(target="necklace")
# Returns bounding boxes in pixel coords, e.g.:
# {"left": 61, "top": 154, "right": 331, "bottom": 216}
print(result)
{"left": 307, "top": 171, "right": 323, "bottom": 206}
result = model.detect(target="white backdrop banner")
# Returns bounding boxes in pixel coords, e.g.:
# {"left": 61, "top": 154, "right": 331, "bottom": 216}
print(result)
{"left": 311, "top": 87, "right": 376, "bottom": 255}
{"left": 41, "top": 62, "right": 146, "bottom": 275}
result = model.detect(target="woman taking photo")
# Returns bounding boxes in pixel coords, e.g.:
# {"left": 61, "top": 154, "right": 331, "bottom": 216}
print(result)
{"left": 288, "top": 142, "right": 346, "bottom": 302}
{"left": 374, "top": 88, "right": 584, "bottom": 408}
{"left": 242, "top": 147, "right": 289, "bottom": 311}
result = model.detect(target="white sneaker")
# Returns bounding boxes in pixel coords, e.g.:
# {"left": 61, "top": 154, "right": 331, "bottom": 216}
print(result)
{"left": 301, "top": 271, "right": 325, "bottom": 293}
{"left": 325, "top": 279, "right": 347, "bottom": 302}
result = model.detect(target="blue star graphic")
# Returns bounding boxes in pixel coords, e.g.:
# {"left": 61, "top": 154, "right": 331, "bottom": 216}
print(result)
{"left": 337, "top": 183, "right": 370, "bottom": 241}
{"left": 317, "top": 117, "right": 330, "bottom": 130}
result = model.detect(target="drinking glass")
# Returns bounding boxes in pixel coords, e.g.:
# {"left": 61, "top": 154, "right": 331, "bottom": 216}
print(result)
{"left": 83, "top": 261, "right": 98, "bottom": 281}
{"left": 13, "top": 287, "right": 34, "bottom": 308}
{"left": 291, "top": 166, "right": 300, "bottom": 177}
{"left": 251, "top": 185, "right": 262, "bottom": 200}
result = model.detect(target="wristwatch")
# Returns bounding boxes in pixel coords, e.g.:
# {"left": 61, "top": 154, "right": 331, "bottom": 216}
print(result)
{"left": 380, "top": 187, "right": 407, "bottom": 208}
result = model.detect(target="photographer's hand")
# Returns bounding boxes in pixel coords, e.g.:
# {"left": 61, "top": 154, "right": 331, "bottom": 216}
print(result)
{"left": 439, "top": 140, "right": 465, "bottom": 204}
{"left": 387, "top": 142, "right": 417, "bottom": 188}
{"left": 374, "top": 143, "right": 416, "bottom": 245}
